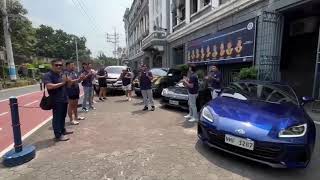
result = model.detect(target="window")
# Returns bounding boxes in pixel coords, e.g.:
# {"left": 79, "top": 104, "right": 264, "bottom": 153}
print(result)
{"left": 191, "top": 0, "right": 198, "bottom": 14}
{"left": 204, "top": 0, "right": 211, "bottom": 6}
{"left": 222, "top": 82, "right": 299, "bottom": 105}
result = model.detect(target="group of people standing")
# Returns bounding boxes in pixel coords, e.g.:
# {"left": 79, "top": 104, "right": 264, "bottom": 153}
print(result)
{"left": 183, "top": 65, "right": 222, "bottom": 122}
{"left": 43, "top": 59, "right": 102, "bottom": 141}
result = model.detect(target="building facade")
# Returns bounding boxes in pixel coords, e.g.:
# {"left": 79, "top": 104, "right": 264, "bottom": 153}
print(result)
{"left": 124, "top": 0, "right": 170, "bottom": 70}
{"left": 166, "top": 0, "right": 320, "bottom": 98}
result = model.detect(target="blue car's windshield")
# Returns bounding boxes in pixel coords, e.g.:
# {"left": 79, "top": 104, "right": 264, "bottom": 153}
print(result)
{"left": 221, "top": 82, "right": 299, "bottom": 105}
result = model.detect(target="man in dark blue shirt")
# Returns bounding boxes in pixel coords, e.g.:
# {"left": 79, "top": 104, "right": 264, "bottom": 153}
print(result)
{"left": 206, "top": 65, "right": 222, "bottom": 99}
{"left": 43, "top": 59, "right": 73, "bottom": 141}
{"left": 139, "top": 64, "right": 155, "bottom": 111}
{"left": 183, "top": 66, "right": 199, "bottom": 122}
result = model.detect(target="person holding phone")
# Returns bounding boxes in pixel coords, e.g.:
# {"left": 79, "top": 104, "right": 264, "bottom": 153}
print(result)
{"left": 205, "top": 65, "right": 222, "bottom": 99}
{"left": 118, "top": 67, "right": 133, "bottom": 101}
{"left": 182, "top": 65, "right": 199, "bottom": 122}
{"left": 43, "top": 59, "right": 73, "bottom": 141}
{"left": 96, "top": 67, "right": 108, "bottom": 101}
{"left": 81, "top": 62, "right": 95, "bottom": 112}
{"left": 139, "top": 64, "right": 155, "bottom": 111}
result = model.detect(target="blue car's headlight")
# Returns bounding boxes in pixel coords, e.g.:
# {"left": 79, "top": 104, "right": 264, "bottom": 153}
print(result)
{"left": 278, "top": 124, "right": 307, "bottom": 138}
{"left": 201, "top": 106, "right": 217, "bottom": 123}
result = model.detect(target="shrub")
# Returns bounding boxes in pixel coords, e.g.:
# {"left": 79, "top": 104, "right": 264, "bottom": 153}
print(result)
{"left": 176, "top": 64, "right": 189, "bottom": 76}
{"left": 238, "top": 67, "right": 257, "bottom": 80}
{"left": 196, "top": 69, "right": 205, "bottom": 80}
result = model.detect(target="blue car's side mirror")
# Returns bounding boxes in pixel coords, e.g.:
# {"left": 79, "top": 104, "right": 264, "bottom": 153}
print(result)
{"left": 301, "top": 96, "right": 315, "bottom": 106}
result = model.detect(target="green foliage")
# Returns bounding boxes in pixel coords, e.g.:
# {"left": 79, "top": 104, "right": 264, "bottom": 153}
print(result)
{"left": 176, "top": 64, "right": 189, "bottom": 75}
{"left": 238, "top": 67, "right": 257, "bottom": 80}
{"left": 97, "top": 52, "right": 118, "bottom": 66}
{"left": 0, "top": 0, "right": 91, "bottom": 59}
{"left": 196, "top": 69, "right": 205, "bottom": 80}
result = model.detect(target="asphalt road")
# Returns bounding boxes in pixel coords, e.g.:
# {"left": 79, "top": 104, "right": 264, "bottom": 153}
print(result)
{"left": 0, "top": 84, "right": 41, "bottom": 101}
{"left": 0, "top": 95, "right": 319, "bottom": 180}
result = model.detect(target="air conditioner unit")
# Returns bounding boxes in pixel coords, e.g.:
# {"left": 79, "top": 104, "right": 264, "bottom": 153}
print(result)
{"left": 290, "top": 16, "right": 318, "bottom": 36}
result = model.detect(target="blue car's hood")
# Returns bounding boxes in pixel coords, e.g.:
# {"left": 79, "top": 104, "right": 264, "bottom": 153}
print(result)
{"left": 208, "top": 97, "right": 308, "bottom": 141}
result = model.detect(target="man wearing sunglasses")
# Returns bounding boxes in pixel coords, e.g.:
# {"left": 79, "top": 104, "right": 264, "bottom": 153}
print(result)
{"left": 43, "top": 59, "right": 74, "bottom": 141}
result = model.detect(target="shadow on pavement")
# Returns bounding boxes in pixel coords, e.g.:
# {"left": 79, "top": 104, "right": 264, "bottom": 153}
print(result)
{"left": 133, "top": 102, "right": 144, "bottom": 106}
{"left": 131, "top": 109, "right": 149, "bottom": 115}
{"left": 33, "top": 138, "right": 56, "bottom": 151}
{"left": 179, "top": 120, "right": 197, "bottom": 128}
{"left": 114, "top": 99, "right": 129, "bottom": 103}
{"left": 194, "top": 140, "right": 317, "bottom": 179}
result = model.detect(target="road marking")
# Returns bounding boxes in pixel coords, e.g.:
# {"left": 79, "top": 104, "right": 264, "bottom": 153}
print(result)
{"left": 24, "top": 100, "right": 39, "bottom": 106}
{"left": 0, "top": 115, "right": 53, "bottom": 157}
{"left": 0, "top": 91, "right": 41, "bottom": 103}
{"left": 0, "top": 112, "right": 8, "bottom": 116}
{"left": 0, "top": 84, "right": 39, "bottom": 93}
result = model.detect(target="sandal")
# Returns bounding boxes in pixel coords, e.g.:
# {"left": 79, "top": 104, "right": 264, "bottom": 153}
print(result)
{"left": 77, "top": 117, "right": 85, "bottom": 120}
{"left": 70, "top": 120, "right": 80, "bottom": 125}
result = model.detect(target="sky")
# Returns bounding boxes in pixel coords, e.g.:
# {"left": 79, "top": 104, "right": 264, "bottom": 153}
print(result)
{"left": 20, "top": 0, "right": 133, "bottom": 57}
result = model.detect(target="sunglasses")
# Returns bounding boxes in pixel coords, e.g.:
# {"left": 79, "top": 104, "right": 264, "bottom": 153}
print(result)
{"left": 54, "top": 64, "right": 63, "bottom": 67}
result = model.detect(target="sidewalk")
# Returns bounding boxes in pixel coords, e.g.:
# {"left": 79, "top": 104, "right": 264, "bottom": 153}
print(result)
{"left": 0, "top": 96, "right": 319, "bottom": 180}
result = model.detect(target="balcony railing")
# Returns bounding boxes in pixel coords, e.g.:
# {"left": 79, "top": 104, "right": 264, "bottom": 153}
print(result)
{"left": 141, "top": 31, "right": 166, "bottom": 50}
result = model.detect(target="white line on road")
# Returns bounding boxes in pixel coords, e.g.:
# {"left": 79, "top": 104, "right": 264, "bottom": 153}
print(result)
{"left": 0, "top": 91, "right": 40, "bottom": 103}
{"left": 0, "top": 112, "right": 8, "bottom": 116}
{"left": 24, "top": 100, "right": 39, "bottom": 106}
{"left": 0, "top": 115, "right": 53, "bottom": 157}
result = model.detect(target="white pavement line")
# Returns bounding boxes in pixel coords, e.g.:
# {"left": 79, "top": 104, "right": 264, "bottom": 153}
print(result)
{"left": 0, "top": 112, "right": 8, "bottom": 116}
{"left": 0, "top": 84, "right": 39, "bottom": 93}
{"left": 24, "top": 100, "right": 39, "bottom": 106}
{"left": 0, "top": 91, "right": 40, "bottom": 103}
{"left": 0, "top": 116, "right": 53, "bottom": 157}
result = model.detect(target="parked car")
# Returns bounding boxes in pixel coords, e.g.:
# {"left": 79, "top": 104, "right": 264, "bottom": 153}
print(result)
{"left": 133, "top": 68, "right": 168, "bottom": 96}
{"left": 160, "top": 80, "right": 212, "bottom": 111}
{"left": 198, "top": 80, "right": 316, "bottom": 168}
{"left": 104, "top": 66, "right": 130, "bottom": 92}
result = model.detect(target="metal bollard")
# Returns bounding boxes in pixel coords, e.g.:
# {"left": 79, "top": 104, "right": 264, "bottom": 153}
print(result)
{"left": 2, "top": 97, "right": 36, "bottom": 167}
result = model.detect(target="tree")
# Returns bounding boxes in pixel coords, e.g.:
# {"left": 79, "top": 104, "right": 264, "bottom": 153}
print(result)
{"left": 34, "top": 25, "right": 91, "bottom": 60}
{"left": 97, "top": 52, "right": 117, "bottom": 66}
{"left": 0, "top": 0, "right": 36, "bottom": 56}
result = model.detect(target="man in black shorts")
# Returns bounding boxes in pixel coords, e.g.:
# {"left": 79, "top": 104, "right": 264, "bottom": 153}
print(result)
{"left": 96, "top": 67, "right": 107, "bottom": 101}
{"left": 65, "top": 61, "right": 85, "bottom": 125}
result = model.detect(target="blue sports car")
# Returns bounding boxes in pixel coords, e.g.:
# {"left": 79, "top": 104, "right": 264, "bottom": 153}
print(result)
{"left": 198, "top": 81, "right": 316, "bottom": 168}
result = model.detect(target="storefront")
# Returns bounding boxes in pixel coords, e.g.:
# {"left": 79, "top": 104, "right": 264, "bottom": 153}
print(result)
{"left": 185, "top": 19, "right": 256, "bottom": 85}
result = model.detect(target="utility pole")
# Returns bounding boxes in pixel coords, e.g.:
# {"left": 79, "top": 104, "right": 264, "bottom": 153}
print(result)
{"left": 75, "top": 39, "right": 80, "bottom": 72}
{"left": 106, "top": 28, "right": 120, "bottom": 65}
{"left": 1, "top": 0, "right": 17, "bottom": 80}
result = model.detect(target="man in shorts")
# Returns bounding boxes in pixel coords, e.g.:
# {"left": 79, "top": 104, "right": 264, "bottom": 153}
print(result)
{"left": 65, "top": 61, "right": 85, "bottom": 125}
{"left": 96, "top": 67, "right": 108, "bottom": 101}
{"left": 119, "top": 68, "right": 133, "bottom": 101}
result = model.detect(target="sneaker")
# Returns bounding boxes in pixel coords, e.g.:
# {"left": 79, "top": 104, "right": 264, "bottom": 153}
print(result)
{"left": 188, "top": 118, "right": 198, "bottom": 122}
{"left": 142, "top": 106, "right": 148, "bottom": 111}
{"left": 184, "top": 114, "right": 192, "bottom": 119}
{"left": 70, "top": 120, "right": 79, "bottom": 125}
{"left": 99, "top": 98, "right": 104, "bottom": 101}
{"left": 82, "top": 108, "right": 89, "bottom": 112}
{"left": 128, "top": 98, "right": 132, "bottom": 101}
{"left": 63, "top": 130, "right": 74, "bottom": 135}
{"left": 90, "top": 107, "right": 96, "bottom": 110}
{"left": 151, "top": 106, "right": 155, "bottom": 111}
{"left": 55, "top": 135, "right": 70, "bottom": 142}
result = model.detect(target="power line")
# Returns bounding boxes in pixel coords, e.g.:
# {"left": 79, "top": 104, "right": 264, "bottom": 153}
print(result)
{"left": 71, "top": 0, "right": 101, "bottom": 34}
{"left": 77, "top": 0, "right": 104, "bottom": 33}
